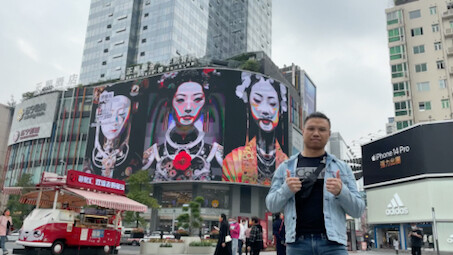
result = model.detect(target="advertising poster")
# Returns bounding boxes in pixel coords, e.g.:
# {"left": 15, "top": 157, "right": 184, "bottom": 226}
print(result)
{"left": 85, "top": 68, "right": 289, "bottom": 185}
{"left": 303, "top": 74, "right": 316, "bottom": 123}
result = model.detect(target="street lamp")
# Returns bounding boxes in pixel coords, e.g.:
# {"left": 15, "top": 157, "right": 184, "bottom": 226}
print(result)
{"left": 59, "top": 160, "right": 67, "bottom": 174}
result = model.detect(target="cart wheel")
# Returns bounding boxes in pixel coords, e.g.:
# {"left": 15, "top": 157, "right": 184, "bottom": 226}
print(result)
{"left": 132, "top": 240, "right": 139, "bottom": 246}
{"left": 51, "top": 240, "right": 65, "bottom": 255}
{"left": 103, "top": 245, "right": 112, "bottom": 254}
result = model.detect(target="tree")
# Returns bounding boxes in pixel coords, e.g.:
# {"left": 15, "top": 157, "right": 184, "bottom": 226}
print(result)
{"left": 239, "top": 59, "right": 261, "bottom": 72}
{"left": 7, "top": 173, "right": 34, "bottom": 229}
{"left": 176, "top": 196, "right": 204, "bottom": 235}
{"left": 124, "top": 171, "right": 159, "bottom": 229}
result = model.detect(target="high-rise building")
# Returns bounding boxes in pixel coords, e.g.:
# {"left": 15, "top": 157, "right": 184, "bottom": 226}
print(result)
{"left": 386, "top": 0, "right": 453, "bottom": 131}
{"left": 79, "top": 0, "right": 272, "bottom": 85}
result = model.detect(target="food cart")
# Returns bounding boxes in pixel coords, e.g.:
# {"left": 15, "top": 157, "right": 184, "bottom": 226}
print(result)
{"left": 12, "top": 170, "right": 147, "bottom": 255}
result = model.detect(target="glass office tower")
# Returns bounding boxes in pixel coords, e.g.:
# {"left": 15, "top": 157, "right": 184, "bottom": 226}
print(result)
{"left": 79, "top": 0, "right": 272, "bottom": 85}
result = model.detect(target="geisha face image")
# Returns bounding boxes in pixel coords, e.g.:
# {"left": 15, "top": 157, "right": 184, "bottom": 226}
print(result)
{"left": 172, "top": 81, "right": 205, "bottom": 126}
{"left": 100, "top": 95, "right": 131, "bottom": 140}
{"left": 249, "top": 79, "right": 279, "bottom": 132}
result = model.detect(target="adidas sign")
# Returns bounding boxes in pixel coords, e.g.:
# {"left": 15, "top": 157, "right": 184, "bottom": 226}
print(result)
{"left": 385, "top": 193, "right": 409, "bottom": 216}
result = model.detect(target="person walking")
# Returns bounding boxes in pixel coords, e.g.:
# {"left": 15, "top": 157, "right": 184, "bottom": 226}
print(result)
{"left": 238, "top": 220, "right": 247, "bottom": 255}
{"left": 266, "top": 112, "right": 365, "bottom": 255}
{"left": 230, "top": 218, "right": 240, "bottom": 255}
{"left": 393, "top": 237, "right": 399, "bottom": 255}
{"left": 249, "top": 217, "right": 263, "bottom": 255}
{"left": 273, "top": 212, "right": 286, "bottom": 255}
{"left": 0, "top": 209, "right": 12, "bottom": 255}
{"left": 215, "top": 214, "right": 232, "bottom": 255}
{"left": 245, "top": 221, "right": 251, "bottom": 255}
{"left": 409, "top": 223, "right": 423, "bottom": 255}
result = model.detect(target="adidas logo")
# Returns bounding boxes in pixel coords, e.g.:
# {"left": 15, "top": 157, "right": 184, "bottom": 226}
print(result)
{"left": 385, "top": 193, "right": 409, "bottom": 216}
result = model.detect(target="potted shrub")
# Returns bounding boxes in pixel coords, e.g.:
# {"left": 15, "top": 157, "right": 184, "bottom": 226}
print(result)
{"left": 187, "top": 240, "right": 216, "bottom": 254}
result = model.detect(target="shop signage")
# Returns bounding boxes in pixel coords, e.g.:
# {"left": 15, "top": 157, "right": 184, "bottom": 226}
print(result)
{"left": 66, "top": 170, "right": 125, "bottom": 195}
{"left": 385, "top": 193, "right": 408, "bottom": 216}
{"left": 125, "top": 55, "right": 198, "bottom": 80}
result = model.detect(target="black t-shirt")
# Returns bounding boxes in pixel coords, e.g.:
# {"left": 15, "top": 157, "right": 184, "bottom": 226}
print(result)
{"left": 295, "top": 154, "right": 326, "bottom": 237}
{"left": 410, "top": 229, "right": 423, "bottom": 247}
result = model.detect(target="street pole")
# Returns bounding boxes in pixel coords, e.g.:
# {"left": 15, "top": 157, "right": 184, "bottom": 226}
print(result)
{"left": 432, "top": 207, "right": 440, "bottom": 255}
{"left": 172, "top": 209, "right": 175, "bottom": 233}
{"left": 149, "top": 207, "right": 152, "bottom": 234}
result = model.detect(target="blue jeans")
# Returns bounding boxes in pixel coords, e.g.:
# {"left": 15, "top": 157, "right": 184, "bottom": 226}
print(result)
{"left": 287, "top": 234, "right": 347, "bottom": 255}
{"left": 232, "top": 238, "right": 238, "bottom": 255}
{"left": 0, "top": 236, "right": 6, "bottom": 252}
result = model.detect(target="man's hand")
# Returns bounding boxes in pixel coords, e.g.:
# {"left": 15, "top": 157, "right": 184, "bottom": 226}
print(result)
{"left": 286, "top": 170, "right": 302, "bottom": 194}
{"left": 326, "top": 170, "right": 342, "bottom": 196}
{"left": 222, "top": 243, "right": 226, "bottom": 247}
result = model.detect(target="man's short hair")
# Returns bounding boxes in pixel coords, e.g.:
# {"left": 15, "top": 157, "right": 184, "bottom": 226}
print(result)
{"left": 304, "top": 112, "right": 331, "bottom": 128}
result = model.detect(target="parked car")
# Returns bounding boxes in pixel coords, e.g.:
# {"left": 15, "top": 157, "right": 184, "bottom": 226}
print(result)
{"left": 139, "top": 231, "right": 175, "bottom": 243}
{"left": 120, "top": 228, "right": 145, "bottom": 246}
{"left": 7, "top": 230, "right": 19, "bottom": 242}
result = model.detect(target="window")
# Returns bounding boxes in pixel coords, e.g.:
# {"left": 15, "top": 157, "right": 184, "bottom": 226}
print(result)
{"left": 100, "top": 74, "right": 105, "bottom": 78}
{"left": 390, "top": 45, "right": 405, "bottom": 60}
{"left": 393, "top": 82, "right": 408, "bottom": 97}
{"left": 413, "top": 45, "right": 425, "bottom": 54}
{"left": 439, "top": 79, "right": 447, "bottom": 89}
{"left": 102, "top": 61, "right": 107, "bottom": 65}
{"left": 388, "top": 28, "right": 403, "bottom": 43}
{"left": 432, "top": 24, "right": 439, "bottom": 32}
{"left": 441, "top": 99, "right": 450, "bottom": 109}
{"left": 415, "top": 63, "right": 427, "bottom": 73}
{"left": 107, "top": 24, "right": 112, "bottom": 29}
{"left": 409, "top": 10, "right": 421, "bottom": 19}
{"left": 397, "top": 120, "right": 411, "bottom": 130}
{"left": 434, "top": 42, "right": 442, "bottom": 51}
{"left": 430, "top": 6, "right": 437, "bottom": 15}
{"left": 419, "top": 101, "right": 431, "bottom": 111}
{"left": 416, "top": 82, "right": 430, "bottom": 91}
{"left": 411, "top": 27, "right": 423, "bottom": 36}
{"left": 143, "top": 26, "right": 148, "bottom": 30}
{"left": 395, "top": 101, "right": 408, "bottom": 116}
{"left": 144, "top": 13, "right": 149, "bottom": 17}
{"left": 140, "top": 52, "right": 145, "bottom": 56}
{"left": 103, "top": 48, "right": 108, "bottom": 53}
{"left": 105, "top": 36, "right": 110, "bottom": 41}
{"left": 141, "top": 38, "right": 147, "bottom": 43}
{"left": 436, "top": 60, "right": 445, "bottom": 69}
{"left": 392, "top": 63, "right": 407, "bottom": 78}
{"left": 387, "top": 10, "right": 402, "bottom": 25}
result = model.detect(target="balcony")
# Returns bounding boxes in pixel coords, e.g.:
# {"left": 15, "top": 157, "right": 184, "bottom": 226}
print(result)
{"left": 445, "top": 28, "right": 453, "bottom": 37}
{"left": 448, "top": 47, "right": 453, "bottom": 55}
{"left": 442, "top": 9, "right": 453, "bottom": 19}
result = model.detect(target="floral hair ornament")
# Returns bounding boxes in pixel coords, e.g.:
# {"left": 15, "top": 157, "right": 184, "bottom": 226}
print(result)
{"left": 235, "top": 72, "right": 252, "bottom": 103}
{"left": 158, "top": 72, "right": 178, "bottom": 88}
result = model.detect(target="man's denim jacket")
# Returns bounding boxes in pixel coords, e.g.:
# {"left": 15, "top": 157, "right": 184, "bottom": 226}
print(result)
{"left": 266, "top": 152, "right": 365, "bottom": 245}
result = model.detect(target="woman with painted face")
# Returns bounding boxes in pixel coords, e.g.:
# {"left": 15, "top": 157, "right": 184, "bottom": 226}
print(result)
{"left": 223, "top": 72, "right": 288, "bottom": 185}
{"left": 92, "top": 94, "right": 132, "bottom": 178}
{"left": 142, "top": 69, "right": 223, "bottom": 181}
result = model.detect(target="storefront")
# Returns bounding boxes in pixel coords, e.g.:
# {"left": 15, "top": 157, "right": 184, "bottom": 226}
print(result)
{"left": 363, "top": 121, "right": 453, "bottom": 253}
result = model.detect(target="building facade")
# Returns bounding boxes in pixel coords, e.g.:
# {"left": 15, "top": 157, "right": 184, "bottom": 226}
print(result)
{"left": 386, "top": 0, "right": 453, "bottom": 131}
{"left": 362, "top": 121, "right": 453, "bottom": 253}
{"left": 0, "top": 104, "right": 13, "bottom": 210}
{"left": 79, "top": 0, "right": 272, "bottom": 85}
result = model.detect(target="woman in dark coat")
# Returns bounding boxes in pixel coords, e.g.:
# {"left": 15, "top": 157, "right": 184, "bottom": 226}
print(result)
{"left": 249, "top": 217, "right": 264, "bottom": 255}
{"left": 215, "top": 213, "right": 232, "bottom": 255}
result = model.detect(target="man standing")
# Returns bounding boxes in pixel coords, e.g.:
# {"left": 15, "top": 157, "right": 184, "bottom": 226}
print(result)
{"left": 272, "top": 212, "right": 286, "bottom": 255}
{"left": 230, "top": 218, "right": 240, "bottom": 255}
{"left": 0, "top": 209, "right": 12, "bottom": 255}
{"left": 409, "top": 223, "right": 423, "bottom": 255}
{"left": 266, "top": 112, "right": 365, "bottom": 255}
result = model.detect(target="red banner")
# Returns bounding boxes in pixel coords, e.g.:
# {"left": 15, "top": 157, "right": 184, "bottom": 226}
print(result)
{"left": 66, "top": 170, "right": 126, "bottom": 195}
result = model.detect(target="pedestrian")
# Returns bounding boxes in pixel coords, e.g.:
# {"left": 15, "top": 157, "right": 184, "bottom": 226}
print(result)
{"left": 0, "top": 209, "right": 12, "bottom": 255}
{"left": 266, "top": 112, "right": 365, "bottom": 255}
{"left": 230, "top": 218, "right": 240, "bottom": 255}
{"left": 249, "top": 217, "right": 263, "bottom": 255}
{"left": 214, "top": 214, "right": 232, "bottom": 255}
{"left": 272, "top": 212, "right": 286, "bottom": 255}
{"left": 238, "top": 220, "right": 247, "bottom": 255}
{"left": 408, "top": 223, "right": 423, "bottom": 255}
{"left": 245, "top": 221, "right": 251, "bottom": 255}
{"left": 393, "top": 237, "right": 399, "bottom": 255}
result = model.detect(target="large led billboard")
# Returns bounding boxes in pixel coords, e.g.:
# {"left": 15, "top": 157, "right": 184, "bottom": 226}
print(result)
{"left": 85, "top": 68, "right": 289, "bottom": 185}
{"left": 303, "top": 74, "right": 316, "bottom": 123}
{"left": 8, "top": 92, "right": 59, "bottom": 145}
{"left": 362, "top": 121, "right": 453, "bottom": 186}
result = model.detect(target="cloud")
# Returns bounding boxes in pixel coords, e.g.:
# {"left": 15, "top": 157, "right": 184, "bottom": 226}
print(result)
{"left": 17, "top": 38, "right": 39, "bottom": 62}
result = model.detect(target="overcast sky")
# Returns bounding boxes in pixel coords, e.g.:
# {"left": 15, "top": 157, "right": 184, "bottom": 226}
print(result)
{"left": 0, "top": 1, "right": 394, "bottom": 153}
